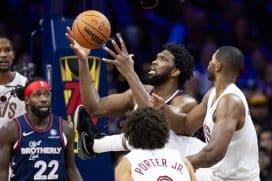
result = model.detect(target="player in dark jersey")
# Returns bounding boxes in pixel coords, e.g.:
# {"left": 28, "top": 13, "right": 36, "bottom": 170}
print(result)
{"left": 66, "top": 28, "right": 204, "bottom": 161}
{"left": 0, "top": 79, "right": 82, "bottom": 181}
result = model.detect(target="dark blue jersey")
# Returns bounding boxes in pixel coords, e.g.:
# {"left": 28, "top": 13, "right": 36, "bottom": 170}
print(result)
{"left": 11, "top": 114, "right": 66, "bottom": 181}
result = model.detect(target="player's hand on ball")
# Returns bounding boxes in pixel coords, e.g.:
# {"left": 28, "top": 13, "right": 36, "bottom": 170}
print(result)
{"left": 102, "top": 33, "right": 135, "bottom": 76}
{"left": 65, "top": 26, "right": 90, "bottom": 62}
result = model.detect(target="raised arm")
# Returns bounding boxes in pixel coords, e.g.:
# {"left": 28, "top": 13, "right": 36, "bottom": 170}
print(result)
{"left": 66, "top": 27, "right": 134, "bottom": 117}
{"left": 187, "top": 94, "right": 244, "bottom": 169}
{"left": 102, "top": 34, "right": 152, "bottom": 108}
{"left": 62, "top": 120, "right": 83, "bottom": 181}
{"left": 0, "top": 121, "right": 18, "bottom": 181}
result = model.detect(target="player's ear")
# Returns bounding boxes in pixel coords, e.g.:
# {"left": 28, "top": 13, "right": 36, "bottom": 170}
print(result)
{"left": 24, "top": 96, "right": 30, "bottom": 105}
{"left": 215, "top": 62, "right": 222, "bottom": 72}
{"left": 171, "top": 68, "right": 180, "bottom": 77}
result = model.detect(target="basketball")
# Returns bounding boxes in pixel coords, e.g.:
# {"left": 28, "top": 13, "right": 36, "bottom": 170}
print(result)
{"left": 72, "top": 10, "right": 111, "bottom": 49}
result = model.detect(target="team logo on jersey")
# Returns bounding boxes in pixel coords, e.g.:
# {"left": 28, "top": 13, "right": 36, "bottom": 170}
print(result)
{"left": 21, "top": 140, "right": 62, "bottom": 160}
{"left": 48, "top": 129, "right": 59, "bottom": 139}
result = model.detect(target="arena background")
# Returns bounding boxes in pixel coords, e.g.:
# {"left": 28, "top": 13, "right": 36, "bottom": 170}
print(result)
{"left": 2, "top": 0, "right": 272, "bottom": 180}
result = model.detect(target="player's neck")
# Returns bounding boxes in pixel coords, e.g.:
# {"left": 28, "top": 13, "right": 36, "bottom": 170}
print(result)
{"left": 153, "top": 81, "right": 179, "bottom": 100}
{"left": 0, "top": 71, "right": 15, "bottom": 85}
{"left": 214, "top": 75, "right": 236, "bottom": 96}
{"left": 26, "top": 113, "right": 51, "bottom": 130}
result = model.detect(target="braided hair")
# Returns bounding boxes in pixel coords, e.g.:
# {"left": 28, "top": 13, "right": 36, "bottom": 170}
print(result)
{"left": 163, "top": 44, "right": 195, "bottom": 86}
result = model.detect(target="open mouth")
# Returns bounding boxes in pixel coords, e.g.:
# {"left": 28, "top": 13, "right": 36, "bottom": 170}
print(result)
{"left": 148, "top": 66, "right": 156, "bottom": 75}
{"left": 148, "top": 70, "right": 156, "bottom": 75}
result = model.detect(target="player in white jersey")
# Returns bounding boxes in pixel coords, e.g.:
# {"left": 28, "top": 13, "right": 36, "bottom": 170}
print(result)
{"left": 0, "top": 34, "right": 27, "bottom": 128}
{"left": 66, "top": 28, "right": 205, "bottom": 161}
{"left": 154, "top": 46, "right": 260, "bottom": 180}
{"left": 115, "top": 107, "right": 196, "bottom": 181}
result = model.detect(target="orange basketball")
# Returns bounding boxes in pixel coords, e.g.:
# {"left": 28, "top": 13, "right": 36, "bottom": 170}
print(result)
{"left": 72, "top": 10, "right": 111, "bottom": 49}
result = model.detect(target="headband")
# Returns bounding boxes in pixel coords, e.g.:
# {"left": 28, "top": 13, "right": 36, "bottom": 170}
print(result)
{"left": 24, "top": 81, "right": 51, "bottom": 97}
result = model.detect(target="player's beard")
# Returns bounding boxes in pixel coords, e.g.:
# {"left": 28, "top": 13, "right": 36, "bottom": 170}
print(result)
{"left": 145, "top": 71, "right": 170, "bottom": 86}
{"left": 0, "top": 64, "right": 11, "bottom": 72}
{"left": 30, "top": 105, "right": 51, "bottom": 119}
{"left": 207, "top": 68, "right": 215, "bottom": 81}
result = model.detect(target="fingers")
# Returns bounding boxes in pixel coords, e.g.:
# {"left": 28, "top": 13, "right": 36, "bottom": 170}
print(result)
{"left": 111, "top": 39, "right": 122, "bottom": 55}
{"left": 65, "top": 26, "right": 74, "bottom": 44}
{"left": 116, "top": 33, "right": 128, "bottom": 55}
{"left": 66, "top": 26, "right": 73, "bottom": 34}
{"left": 103, "top": 46, "right": 117, "bottom": 58}
{"left": 101, "top": 57, "right": 115, "bottom": 64}
{"left": 151, "top": 93, "right": 162, "bottom": 100}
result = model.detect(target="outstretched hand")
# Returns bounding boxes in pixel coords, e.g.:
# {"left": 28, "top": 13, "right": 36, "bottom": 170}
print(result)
{"left": 102, "top": 33, "right": 135, "bottom": 76}
{"left": 65, "top": 26, "right": 90, "bottom": 62}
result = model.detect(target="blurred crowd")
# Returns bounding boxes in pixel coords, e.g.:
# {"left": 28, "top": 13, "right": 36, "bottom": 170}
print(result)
{"left": 0, "top": 0, "right": 272, "bottom": 180}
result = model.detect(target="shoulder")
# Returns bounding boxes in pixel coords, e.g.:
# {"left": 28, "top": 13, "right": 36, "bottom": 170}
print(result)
{"left": 14, "top": 72, "right": 28, "bottom": 84}
{"left": 116, "top": 157, "right": 131, "bottom": 170}
{"left": 171, "top": 94, "right": 198, "bottom": 113}
{"left": 217, "top": 93, "right": 244, "bottom": 112}
{"left": 172, "top": 93, "right": 197, "bottom": 104}
{"left": 0, "top": 119, "right": 19, "bottom": 143}
{"left": 218, "top": 93, "right": 244, "bottom": 108}
{"left": 115, "top": 157, "right": 132, "bottom": 180}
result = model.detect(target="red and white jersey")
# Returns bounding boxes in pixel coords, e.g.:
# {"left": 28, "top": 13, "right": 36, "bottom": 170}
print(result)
{"left": 203, "top": 83, "right": 260, "bottom": 180}
{"left": 0, "top": 72, "right": 27, "bottom": 127}
{"left": 125, "top": 148, "right": 191, "bottom": 181}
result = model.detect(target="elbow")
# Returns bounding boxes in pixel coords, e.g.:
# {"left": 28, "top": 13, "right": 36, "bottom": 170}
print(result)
{"left": 198, "top": 146, "right": 226, "bottom": 168}
{"left": 83, "top": 103, "right": 98, "bottom": 116}
{"left": 205, "top": 151, "right": 225, "bottom": 167}
{"left": 83, "top": 104, "right": 96, "bottom": 116}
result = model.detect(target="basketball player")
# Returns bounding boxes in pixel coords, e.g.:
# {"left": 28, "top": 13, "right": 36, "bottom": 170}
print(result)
{"left": 0, "top": 34, "right": 27, "bottom": 128}
{"left": 115, "top": 107, "right": 196, "bottom": 181}
{"left": 153, "top": 46, "right": 260, "bottom": 180}
{"left": 65, "top": 27, "right": 205, "bottom": 160}
{"left": 0, "top": 79, "right": 82, "bottom": 180}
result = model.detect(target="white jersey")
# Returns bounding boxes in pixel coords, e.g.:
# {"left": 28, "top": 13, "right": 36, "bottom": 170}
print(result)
{"left": 134, "top": 89, "right": 205, "bottom": 157}
{"left": 0, "top": 72, "right": 27, "bottom": 127}
{"left": 166, "top": 130, "right": 205, "bottom": 156}
{"left": 203, "top": 83, "right": 260, "bottom": 180}
{"left": 125, "top": 148, "right": 191, "bottom": 181}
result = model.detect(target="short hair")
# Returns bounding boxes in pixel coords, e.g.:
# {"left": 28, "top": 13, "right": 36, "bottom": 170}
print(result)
{"left": 0, "top": 33, "right": 14, "bottom": 50}
{"left": 122, "top": 107, "right": 169, "bottom": 149}
{"left": 215, "top": 46, "right": 244, "bottom": 74}
{"left": 163, "top": 44, "right": 195, "bottom": 86}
